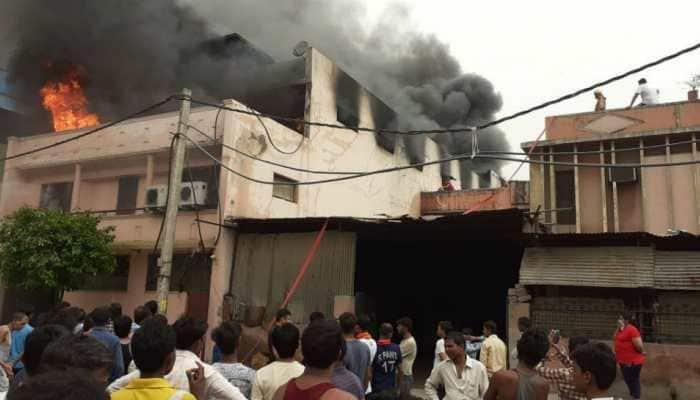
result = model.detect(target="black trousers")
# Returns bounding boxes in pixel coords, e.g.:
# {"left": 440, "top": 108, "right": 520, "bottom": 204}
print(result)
{"left": 620, "top": 363, "right": 642, "bottom": 399}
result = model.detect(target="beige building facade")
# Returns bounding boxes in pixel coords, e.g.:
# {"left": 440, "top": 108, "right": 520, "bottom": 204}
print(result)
{"left": 0, "top": 48, "right": 457, "bottom": 336}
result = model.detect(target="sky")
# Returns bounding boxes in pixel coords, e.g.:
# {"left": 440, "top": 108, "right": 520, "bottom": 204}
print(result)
{"left": 361, "top": 0, "right": 700, "bottom": 179}
{"left": 1, "top": 1, "right": 698, "bottom": 181}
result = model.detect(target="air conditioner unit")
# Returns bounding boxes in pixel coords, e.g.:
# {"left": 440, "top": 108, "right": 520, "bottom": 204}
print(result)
{"left": 180, "top": 181, "right": 208, "bottom": 209}
{"left": 145, "top": 185, "right": 167, "bottom": 212}
{"left": 608, "top": 167, "right": 638, "bottom": 183}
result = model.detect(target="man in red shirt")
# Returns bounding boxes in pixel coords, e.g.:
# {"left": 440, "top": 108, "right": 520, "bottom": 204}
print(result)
{"left": 614, "top": 312, "right": 646, "bottom": 400}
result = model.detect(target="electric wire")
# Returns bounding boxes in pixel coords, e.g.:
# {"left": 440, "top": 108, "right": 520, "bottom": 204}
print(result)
{"left": 152, "top": 134, "right": 176, "bottom": 256}
{"left": 255, "top": 114, "right": 305, "bottom": 155}
{"left": 179, "top": 131, "right": 700, "bottom": 189}
{"left": 491, "top": 138, "right": 700, "bottom": 157}
{"left": 186, "top": 124, "right": 365, "bottom": 175}
{"left": 185, "top": 153, "right": 207, "bottom": 252}
{"left": 1, "top": 96, "right": 174, "bottom": 162}
{"left": 183, "top": 40, "right": 700, "bottom": 137}
{"left": 210, "top": 110, "right": 224, "bottom": 245}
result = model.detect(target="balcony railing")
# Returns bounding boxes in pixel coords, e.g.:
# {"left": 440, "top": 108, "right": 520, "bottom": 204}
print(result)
{"left": 421, "top": 181, "right": 529, "bottom": 215}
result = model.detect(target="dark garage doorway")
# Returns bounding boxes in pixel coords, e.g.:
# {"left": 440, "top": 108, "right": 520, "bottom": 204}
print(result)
{"left": 354, "top": 235, "right": 521, "bottom": 384}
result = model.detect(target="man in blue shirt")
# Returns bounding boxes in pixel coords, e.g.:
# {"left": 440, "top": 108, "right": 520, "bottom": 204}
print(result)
{"left": 462, "top": 328, "right": 484, "bottom": 360}
{"left": 370, "top": 323, "right": 402, "bottom": 399}
{"left": 88, "top": 306, "right": 124, "bottom": 382}
{"left": 6, "top": 312, "right": 33, "bottom": 375}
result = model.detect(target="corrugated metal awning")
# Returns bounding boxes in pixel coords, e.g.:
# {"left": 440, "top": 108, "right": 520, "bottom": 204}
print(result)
{"left": 655, "top": 251, "right": 700, "bottom": 291}
{"left": 520, "top": 246, "right": 655, "bottom": 288}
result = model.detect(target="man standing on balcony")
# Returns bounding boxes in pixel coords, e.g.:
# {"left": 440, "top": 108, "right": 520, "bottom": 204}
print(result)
{"left": 629, "top": 78, "right": 659, "bottom": 107}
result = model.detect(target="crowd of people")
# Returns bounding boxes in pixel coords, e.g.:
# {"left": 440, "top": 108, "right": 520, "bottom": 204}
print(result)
{"left": 0, "top": 302, "right": 646, "bottom": 400}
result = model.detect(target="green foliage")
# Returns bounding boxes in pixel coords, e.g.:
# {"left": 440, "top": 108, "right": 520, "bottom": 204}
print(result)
{"left": 0, "top": 207, "right": 116, "bottom": 295}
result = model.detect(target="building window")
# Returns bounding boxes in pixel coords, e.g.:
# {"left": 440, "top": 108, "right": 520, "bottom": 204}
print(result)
{"left": 272, "top": 174, "right": 298, "bottom": 203}
{"left": 82, "top": 255, "right": 130, "bottom": 291}
{"left": 39, "top": 182, "right": 73, "bottom": 212}
{"left": 337, "top": 105, "right": 359, "bottom": 131}
{"left": 116, "top": 176, "right": 139, "bottom": 214}
{"left": 146, "top": 253, "right": 212, "bottom": 292}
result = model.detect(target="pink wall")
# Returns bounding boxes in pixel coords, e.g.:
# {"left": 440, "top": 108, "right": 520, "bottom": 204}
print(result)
{"left": 670, "top": 153, "right": 699, "bottom": 234}
{"left": 642, "top": 155, "right": 670, "bottom": 234}
{"left": 616, "top": 148, "right": 643, "bottom": 232}
{"left": 63, "top": 253, "right": 188, "bottom": 322}
{"left": 578, "top": 154, "right": 604, "bottom": 232}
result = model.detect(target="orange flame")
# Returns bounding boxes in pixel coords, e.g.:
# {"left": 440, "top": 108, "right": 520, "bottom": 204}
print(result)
{"left": 40, "top": 66, "right": 100, "bottom": 132}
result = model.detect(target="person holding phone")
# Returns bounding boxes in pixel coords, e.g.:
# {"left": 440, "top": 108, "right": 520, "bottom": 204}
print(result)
{"left": 614, "top": 312, "right": 645, "bottom": 400}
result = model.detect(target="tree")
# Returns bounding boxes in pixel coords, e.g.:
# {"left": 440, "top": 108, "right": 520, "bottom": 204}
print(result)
{"left": 0, "top": 207, "right": 116, "bottom": 302}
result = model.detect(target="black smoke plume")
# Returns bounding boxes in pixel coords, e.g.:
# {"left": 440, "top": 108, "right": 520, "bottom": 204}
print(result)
{"left": 1, "top": 0, "right": 509, "bottom": 182}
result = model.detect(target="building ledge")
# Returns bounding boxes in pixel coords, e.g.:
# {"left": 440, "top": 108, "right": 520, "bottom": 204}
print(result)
{"left": 421, "top": 182, "right": 529, "bottom": 215}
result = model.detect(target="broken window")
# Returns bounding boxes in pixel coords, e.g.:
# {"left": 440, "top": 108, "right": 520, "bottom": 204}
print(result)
{"left": 337, "top": 105, "right": 359, "bottom": 131}
{"left": 555, "top": 170, "right": 576, "bottom": 225}
{"left": 116, "top": 176, "right": 139, "bottom": 214}
{"left": 336, "top": 69, "right": 361, "bottom": 132}
{"left": 82, "top": 255, "right": 130, "bottom": 291}
{"left": 39, "top": 182, "right": 73, "bottom": 212}
{"left": 477, "top": 172, "right": 492, "bottom": 189}
{"left": 272, "top": 174, "right": 298, "bottom": 203}
{"left": 242, "top": 84, "right": 307, "bottom": 135}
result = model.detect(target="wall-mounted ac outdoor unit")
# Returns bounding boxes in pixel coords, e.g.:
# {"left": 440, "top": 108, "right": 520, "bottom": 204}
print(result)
{"left": 180, "top": 181, "right": 208, "bottom": 209}
{"left": 145, "top": 185, "right": 167, "bottom": 212}
{"left": 608, "top": 167, "right": 638, "bottom": 183}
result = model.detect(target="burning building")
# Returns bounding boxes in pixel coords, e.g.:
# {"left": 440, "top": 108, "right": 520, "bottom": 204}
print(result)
{"left": 0, "top": 41, "right": 466, "bottom": 332}
{"left": 0, "top": 1, "right": 523, "bottom": 379}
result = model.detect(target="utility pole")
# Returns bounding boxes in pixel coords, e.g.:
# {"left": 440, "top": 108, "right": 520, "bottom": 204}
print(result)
{"left": 156, "top": 88, "right": 191, "bottom": 314}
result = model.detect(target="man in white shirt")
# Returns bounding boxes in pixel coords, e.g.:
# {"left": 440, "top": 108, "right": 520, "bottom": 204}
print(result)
{"left": 570, "top": 342, "right": 618, "bottom": 400}
{"left": 629, "top": 78, "right": 659, "bottom": 107}
{"left": 356, "top": 314, "right": 377, "bottom": 393}
{"left": 425, "top": 331, "right": 489, "bottom": 400}
{"left": 433, "top": 321, "right": 452, "bottom": 371}
{"left": 107, "top": 316, "right": 247, "bottom": 400}
{"left": 252, "top": 323, "right": 305, "bottom": 400}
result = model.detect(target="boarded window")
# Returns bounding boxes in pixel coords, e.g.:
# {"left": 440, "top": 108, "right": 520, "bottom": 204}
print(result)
{"left": 146, "top": 253, "right": 212, "bottom": 292}
{"left": 555, "top": 170, "right": 576, "bottom": 225}
{"left": 82, "top": 255, "right": 130, "bottom": 291}
{"left": 272, "top": 174, "right": 298, "bottom": 203}
{"left": 39, "top": 182, "right": 73, "bottom": 212}
{"left": 116, "top": 176, "right": 139, "bottom": 214}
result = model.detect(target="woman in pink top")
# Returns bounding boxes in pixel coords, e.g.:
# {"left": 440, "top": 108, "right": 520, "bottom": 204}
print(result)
{"left": 614, "top": 312, "right": 645, "bottom": 400}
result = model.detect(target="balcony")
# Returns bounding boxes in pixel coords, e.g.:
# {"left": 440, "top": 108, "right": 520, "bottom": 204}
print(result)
{"left": 421, "top": 181, "right": 529, "bottom": 215}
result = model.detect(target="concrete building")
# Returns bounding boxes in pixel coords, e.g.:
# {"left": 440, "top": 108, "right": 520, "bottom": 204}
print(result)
{"left": 523, "top": 100, "right": 700, "bottom": 235}
{"left": 517, "top": 98, "right": 700, "bottom": 397}
{"left": 0, "top": 47, "right": 460, "bottom": 329}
